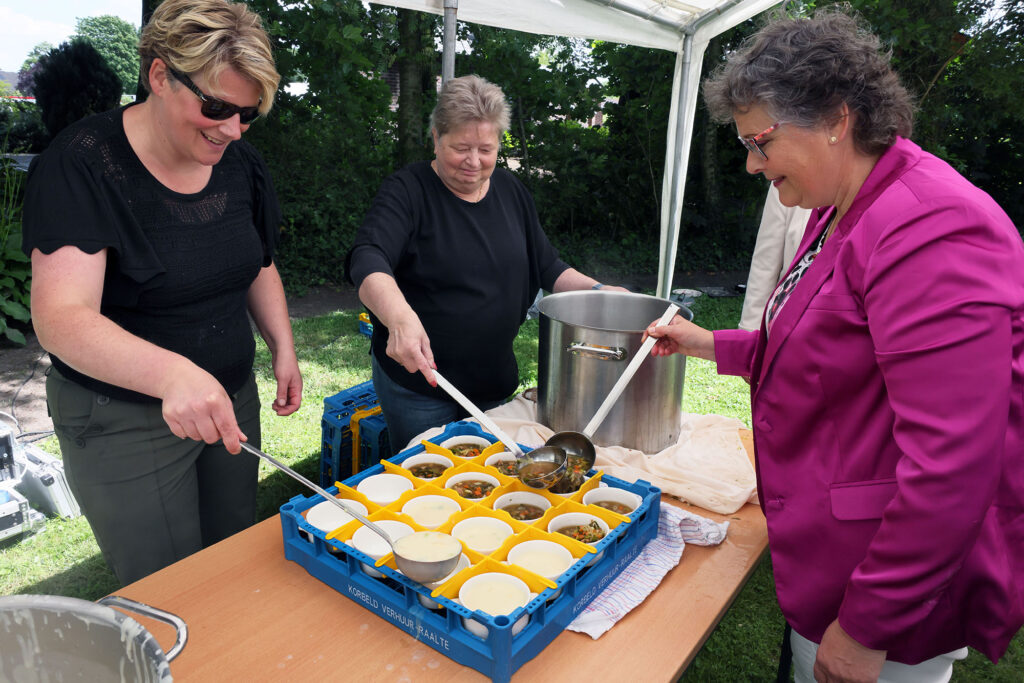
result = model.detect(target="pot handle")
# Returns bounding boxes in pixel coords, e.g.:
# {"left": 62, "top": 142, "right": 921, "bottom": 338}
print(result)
{"left": 566, "top": 343, "right": 626, "bottom": 361}
{"left": 98, "top": 595, "right": 189, "bottom": 662}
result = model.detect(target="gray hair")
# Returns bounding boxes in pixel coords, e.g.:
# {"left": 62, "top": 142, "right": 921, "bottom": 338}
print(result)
{"left": 429, "top": 74, "right": 511, "bottom": 138}
{"left": 703, "top": 7, "right": 913, "bottom": 156}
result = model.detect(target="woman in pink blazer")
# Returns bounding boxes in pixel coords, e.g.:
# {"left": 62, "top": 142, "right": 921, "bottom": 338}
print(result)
{"left": 649, "top": 9, "right": 1024, "bottom": 682}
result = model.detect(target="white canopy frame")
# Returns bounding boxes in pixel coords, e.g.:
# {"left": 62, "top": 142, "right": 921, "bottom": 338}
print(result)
{"left": 371, "top": 0, "right": 782, "bottom": 296}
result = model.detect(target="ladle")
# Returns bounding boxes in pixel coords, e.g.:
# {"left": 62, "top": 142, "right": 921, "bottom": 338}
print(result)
{"left": 432, "top": 370, "right": 567, "bottom": 490}
{"left": 545, "top": 303, "right": 680, "bottom": 478}
{"left": 240, "top": 442, "right": 460, "bottom": 583}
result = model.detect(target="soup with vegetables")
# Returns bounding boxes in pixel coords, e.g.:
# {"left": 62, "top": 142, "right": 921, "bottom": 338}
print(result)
{"left": 549, "top": 455, "right": 590, "bottom": 494}
{"left": 409, "top": 462, "right": 447, "bottom": 479}
{"left": 493, "top": 460, "right": 518, "bottom": 476}
{"left": 501, "top": 503, "right": 545, "bottom": 521}
{"left": 592, "top": 500, "right": 634, "bottom": 515}
{"left": 449, "top": 443, "right": 483, "bottom": 458}
{"left": 556, "top": 520, "right": 606, "bottom": 543}
{"left": 451, "top": 479, "right": 495, "bottom": 499}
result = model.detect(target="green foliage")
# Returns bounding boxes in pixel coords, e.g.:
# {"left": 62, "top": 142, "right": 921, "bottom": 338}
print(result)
{"left": 0, "top": 153, "right": 31, "bottom": 346}
{"left": 32, "top": 40, "right": 122, "bottom": 138}
{"left": 0, "top": 100, "right": 48, "bottom": 153}
{"left": 244, "top": 0, "right": 396, "bottom": 291}
{"left": 73, "top": 15, "right": 141, "bottom": 97}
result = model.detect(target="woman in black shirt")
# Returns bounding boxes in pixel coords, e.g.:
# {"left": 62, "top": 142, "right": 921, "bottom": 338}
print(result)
{"left": 22, "top": 0, "right": 302, "bottom": 584}
{"left": 347, "top": 75, "right": 623, "bottom": 449}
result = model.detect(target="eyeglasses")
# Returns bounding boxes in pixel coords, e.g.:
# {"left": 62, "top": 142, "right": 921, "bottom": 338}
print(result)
{"left": 167, "top": 67, "right": 262, "bottom": 124}
{"left": 738, "top": 121, "right": 785, "bottom": 160}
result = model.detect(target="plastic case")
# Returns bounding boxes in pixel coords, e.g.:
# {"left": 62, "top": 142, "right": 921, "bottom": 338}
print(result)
{"left": 15, "top": 443, "right": 81, "bottom": 519}
{"left": 280, "top": 421, "right": 660, "bottom": 682}
{"left": 320, "top": 381, "right": 382, "bottom": 486}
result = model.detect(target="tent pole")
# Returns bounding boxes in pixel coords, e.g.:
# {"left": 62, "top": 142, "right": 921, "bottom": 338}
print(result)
{"left": 442, "top": 0, "right": 458, "bottom": 85}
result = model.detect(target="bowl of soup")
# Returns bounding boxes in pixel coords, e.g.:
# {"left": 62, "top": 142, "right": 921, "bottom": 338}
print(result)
{"left": 301, "top": 498, "right": 368, "bottom": 550}
{"left": 492, "top": 491, "right": 551, "bottom": 522}
{"left": 484, "top": 451, "right": 519, "bottom": 477}
{"left": 402, "top": 453, "right": 453, "bottom": 481}
{"left": 548, "top": 512, "right": 610, "bottom": 564}
{"left": 440, "top": 435, "right": 491, "bottom": 459}
{"left": 401, "top": 495, "right": 461, "bottom": 530}
{"left": 355, "top": 473, "right": 414, "bottom": 505}
{"left": 547, "top": 455, "right": 593, "bottom": 496}
{"left": 349, "top": 519, "right": 414, "bottom": 578}
{"left": 451, "top": 516, "right": 514, "bottom": 554}
{"left": 444, "top": 472, "right": 500, "bottom": 500}
{"left": 583, "top": 487, "right": 643, "bottom": 516}
{"left": 507, "top": 539, "right": 574, "bottom": 583}
{"left": 458, "top": 572, "right": 531, "bottom": 639}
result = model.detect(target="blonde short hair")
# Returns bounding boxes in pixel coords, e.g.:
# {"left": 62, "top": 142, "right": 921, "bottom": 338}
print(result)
{"left": 430, "top": 75, "right": 511, "bottom": 138}
{"left": 138, "top": 0, "right": 279, "bottom": 114}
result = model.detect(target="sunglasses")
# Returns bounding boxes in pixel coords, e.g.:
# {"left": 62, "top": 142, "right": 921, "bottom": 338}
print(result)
{"left": 738, "top": 121, "right": 785, "bottom": 160}
{"left": 168, "top": 67, "right": 262, "bottom": 124}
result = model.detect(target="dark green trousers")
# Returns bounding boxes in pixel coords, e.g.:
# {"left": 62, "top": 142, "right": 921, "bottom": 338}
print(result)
{"left": 47, "top": 368, "right": 261, "bottom": 586}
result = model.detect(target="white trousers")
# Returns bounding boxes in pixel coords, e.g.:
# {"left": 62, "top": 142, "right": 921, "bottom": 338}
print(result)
{"left": 791, "top": 629, "right": 968, "bottom": 683}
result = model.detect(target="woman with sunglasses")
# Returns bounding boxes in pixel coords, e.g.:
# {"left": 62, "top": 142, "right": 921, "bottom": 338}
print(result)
{"left": 646, "top": 8, "right": 1023, "bottom": 682}
{"left": 22, "top": 0, "right": 302, "bottom": 585}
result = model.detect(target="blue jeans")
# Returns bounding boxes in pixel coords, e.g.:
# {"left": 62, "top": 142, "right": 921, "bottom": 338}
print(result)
{"left": 371, "top": 355, "right": 504, "bottom": 452}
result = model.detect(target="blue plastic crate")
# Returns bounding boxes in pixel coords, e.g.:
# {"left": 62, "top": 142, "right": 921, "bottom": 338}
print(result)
{"left": 281, "top": 420, "right": 661, "bottom": 682}
{"left": 320, "top": 381, "right": 379, "bottom": 487}
{"left": 355, "top": 412, "right": 391, "bottom": 471}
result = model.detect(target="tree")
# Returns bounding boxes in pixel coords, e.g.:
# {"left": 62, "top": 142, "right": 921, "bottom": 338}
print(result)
{"left": 73, "top": 15, "right": 140, "bottom": 96}
{"left": 16, "top": 42, "right": 54, "bottom": 97}
{"left": 32, "top": 40, "right": 123, "bottom": 138}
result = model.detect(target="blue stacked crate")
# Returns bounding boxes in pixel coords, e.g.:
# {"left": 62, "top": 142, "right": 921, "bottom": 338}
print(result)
{"left": 358, "top": 312, "right": 373, "bottom": 338}
{"left": 356, "top": 412, "right": 391, "bottom": 471}
{"left": 320, "top": 380, "right": 380, "bottom": 487}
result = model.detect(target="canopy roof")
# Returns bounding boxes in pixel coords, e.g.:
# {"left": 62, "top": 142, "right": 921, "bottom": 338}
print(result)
{"left": 371, "top": 0, "right": 783, "bottom": 295}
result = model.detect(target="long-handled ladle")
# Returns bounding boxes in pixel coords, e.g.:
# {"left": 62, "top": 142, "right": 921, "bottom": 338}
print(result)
{"left": 240, "top": 442, "right": 460, "bottom": 583}
{"left": 432, "top": 370, "right": 568, "bottom": 490}
{"left": 545, "top": 302, "right": 680, "bottom": 477}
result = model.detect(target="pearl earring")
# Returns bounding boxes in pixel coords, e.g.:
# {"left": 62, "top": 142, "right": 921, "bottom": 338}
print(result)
{"left": 829, "top": 136, "right": 838, "bottom": 144}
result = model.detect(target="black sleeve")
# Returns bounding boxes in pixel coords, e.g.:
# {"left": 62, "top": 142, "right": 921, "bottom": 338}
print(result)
{"left": 21, "top": 139, "right": 165, "bottom": 284}
{"left": 345, "top": 171, "right": 420, "bottom": 288}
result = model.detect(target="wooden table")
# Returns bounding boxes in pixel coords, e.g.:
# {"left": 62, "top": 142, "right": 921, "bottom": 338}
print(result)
{"left": 117, "top": 434, "right": 766, "bottom": 681}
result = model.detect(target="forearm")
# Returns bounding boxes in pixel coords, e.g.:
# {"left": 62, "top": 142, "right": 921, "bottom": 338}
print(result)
{"left": 246, "top": 262, "right": 295, "bottom": 359}
{"left": 34, "top": 304, "right": 193, "bottom": 399}
{"left": 551, "top": 268, "right": 600, "bottom": 292}
{"left": 358, "top": 272, "right": 420, "bottom": 329}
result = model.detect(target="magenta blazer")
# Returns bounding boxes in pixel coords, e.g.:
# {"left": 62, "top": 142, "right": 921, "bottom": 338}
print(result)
{"left": 714, "top": 137, "right": 1024, "bottom": 664}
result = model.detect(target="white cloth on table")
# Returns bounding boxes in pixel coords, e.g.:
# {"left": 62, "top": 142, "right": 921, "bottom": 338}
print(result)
{"left": 408, "top": 393, "right": 757, "bottom": 514}
{"left": 566, "top": 504, "right": 729, "bottom": 638}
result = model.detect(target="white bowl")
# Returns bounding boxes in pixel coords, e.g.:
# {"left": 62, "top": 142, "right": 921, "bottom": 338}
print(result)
{"left": 401, "top": 453, "right": 453, "bottom": 481}
{"left": 417, "top": 553, "right": 471, "bottom": 609}
{"left": 484, "top": 451, "right": 519, "bottom": 477}
{"left": 350, "top": 520, "right": 414, "bottom": 578}
{"left": 547, "top": 512, "right": 610, "bottom": 564}
{"left": 458, "top": 572, "right": 531, "bottom": 639}
{"left": 303, "top": 498, "right": 368, "bottom": 534}
{"left": 444, "top": 471, "right": 501, "bottom": 501}
{"left": 355, "top": 473, "right": 414, "bottom": 505}
{"left": 492, "top": 491, "right": 551, "bottom": 522}
{"left": 401, "top": 495, "right": 461, "bottom": 530}
{"left": 440, "top": 435, "right": 492, "bottom": 459}
{"left": 507, "top": 539, "right": 574, "bottom": 580}
{"left": 582, "top": 487, "right": 643, "bottom": 516}
{"left": 451, "top": 516, "right": 514, "bottom": 554}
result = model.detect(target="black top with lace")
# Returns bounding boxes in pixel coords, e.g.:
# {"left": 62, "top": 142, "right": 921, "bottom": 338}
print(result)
{"left": 22, "top": 105, "right": 281, "bottom": 403}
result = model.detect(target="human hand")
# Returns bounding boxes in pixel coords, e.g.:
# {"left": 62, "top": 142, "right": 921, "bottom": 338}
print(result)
{"left": 385, "top": 313, "right": 437, "bottom": 385}
{"left": 813, "top": 620, "right": 886, "bottom": 683}
{"left": 597, "top": 285, "right": 631, "bottom": 293}
{"left": 643, "top": 314, "right": 715, "bottom": 360}
{"left": 271, "top": 351, "right": 303, "bottom": 416}
{"left": 159, "top": 362, "right": 245, "bottom": 453}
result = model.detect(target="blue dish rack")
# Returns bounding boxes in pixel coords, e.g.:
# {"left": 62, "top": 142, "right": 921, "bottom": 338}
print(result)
{"left": 320, "top": 381, "right": 391, "bottom": 486}
{"left": 280, "top": 421, "right": 661, "bottom": 682}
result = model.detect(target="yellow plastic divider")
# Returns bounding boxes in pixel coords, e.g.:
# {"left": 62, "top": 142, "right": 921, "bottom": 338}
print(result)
{"left": 350, "top": 405, "right": 384, "bottom": 476}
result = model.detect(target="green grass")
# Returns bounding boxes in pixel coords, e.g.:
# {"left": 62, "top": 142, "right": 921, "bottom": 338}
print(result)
{"left": 2, "top": 298, "right": 1020, "bottom": 681}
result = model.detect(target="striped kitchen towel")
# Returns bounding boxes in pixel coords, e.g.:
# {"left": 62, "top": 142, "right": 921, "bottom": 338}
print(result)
{"left": 566, "top": 505, "right": 729, "bottom": 639}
